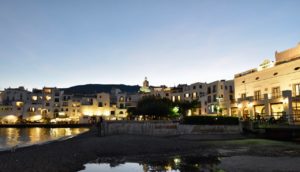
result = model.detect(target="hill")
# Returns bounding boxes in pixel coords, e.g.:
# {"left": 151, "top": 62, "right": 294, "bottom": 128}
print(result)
{"left": 63, "top": 84, "right": 140, "bottom": 95}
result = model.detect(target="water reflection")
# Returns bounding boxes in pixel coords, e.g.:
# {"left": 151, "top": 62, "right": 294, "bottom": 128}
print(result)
{"left": 80, "top": 155, "right": 222, "bottom": 172}
{"left": 0, "top": 128, "right": 89, "bottom": 150}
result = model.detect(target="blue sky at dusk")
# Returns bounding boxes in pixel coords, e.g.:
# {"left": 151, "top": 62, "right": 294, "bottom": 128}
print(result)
{"left": 0, "top": 0, "right": 300, "bottom": 90}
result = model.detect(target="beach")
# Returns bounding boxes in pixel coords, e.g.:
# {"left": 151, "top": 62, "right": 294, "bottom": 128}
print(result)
{"left": 1, "top": 127, "right": 300, "bottom": 172}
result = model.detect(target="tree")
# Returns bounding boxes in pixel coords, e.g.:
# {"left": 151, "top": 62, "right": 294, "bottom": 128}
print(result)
{"left": 175, "top": 100, "right": 200, "bottom": 117}
{"left": 131, "top": 96, "right": 173, "bottom": 120}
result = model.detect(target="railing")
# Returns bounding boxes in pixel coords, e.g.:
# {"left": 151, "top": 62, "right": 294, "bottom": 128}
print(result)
{"left": 271, "top": 94, "right": 282, "bottom": 99}
{"left": 253, "top": 96, "right": 265, "bottom": 101}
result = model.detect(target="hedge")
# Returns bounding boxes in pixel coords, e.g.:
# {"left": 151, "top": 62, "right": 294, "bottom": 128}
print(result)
{"left": 182, "top": 116, "right": 239, "bottom": 125}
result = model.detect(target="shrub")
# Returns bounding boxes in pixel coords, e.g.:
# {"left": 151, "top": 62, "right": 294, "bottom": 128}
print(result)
{"left": 182, "top": 116, "right": 239, "bottom": 125}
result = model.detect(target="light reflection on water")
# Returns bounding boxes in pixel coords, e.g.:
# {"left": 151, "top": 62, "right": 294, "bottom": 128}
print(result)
{"left": 0, "top": 128, "right": 89, "bottom": 150}
{"left": 80, "top": 155, "right": 222, "bottom": 172}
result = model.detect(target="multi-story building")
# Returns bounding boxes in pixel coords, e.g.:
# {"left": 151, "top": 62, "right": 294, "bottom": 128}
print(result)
{"left": 0, "top": 78, "right": 235, "bottom": 123}
{"left": 205, "top": 80, "right": 235, "bottom": 116}
{"left": 164, "top": 80, "right": 234, "bottom": 116}
{"left": 0, "top": 86, "right": 133, "bottom": 124}
{"left": 234, "top": 43, "right": 300, "bottom": 124}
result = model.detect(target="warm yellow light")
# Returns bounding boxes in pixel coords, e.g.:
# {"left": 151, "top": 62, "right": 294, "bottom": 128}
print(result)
{"left": 193, "top": 92, "right": 197, "bottom": 97}
{"left": 104, "top": 111, "right": 110, "bottom": 116}
{"left": 58, "top": 112, "right": 65, "bottom": 116}
{"left": 248, "top": 102, "right": 253, "bottom": 108}
{"left": 30, "top": 107, "right": 35, "bottom": 112}
{"left": 174, "top": 158, "right": 181, "bottom": 165}
{"left": 283, "top": 98, "right": 289, "bottom": 104}
{"left": 2, "top": 115, "right": 18, "bottom": 124}
{"left": 83, "top": 111, "right": 93, "bottom": 116}
{"left": 44, "top": 88, "right": 51, "bottom": 94}
{"left": 187, "top": 109, "right": 192, "bottom": 116}
{"left": 28, "top": 115, "right": 42, "bottom": 122}
{"left": 238, "top": 104, "right": 242, "bottom": 109}
{"left": 45, "top": 95, "right": 51, "bottom": 101}
{"left": 16, "top": 101, "right": 23, "bottom": 107}
{"left": 32, "top": 96, "right": 38, "bottom": 101}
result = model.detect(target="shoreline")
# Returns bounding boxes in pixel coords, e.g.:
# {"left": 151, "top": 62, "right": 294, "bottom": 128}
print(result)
{"left": 0, "top": 128, "right": 300, "bottom": 172}
{"left": 0, "top": 123, "right": 93, "bottom": 128}
{"left": 0, "top": 128, "right": 90, "bottom": 152}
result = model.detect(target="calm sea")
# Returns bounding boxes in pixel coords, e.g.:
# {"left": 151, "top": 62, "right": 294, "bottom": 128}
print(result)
{"left": 0, "top": 127, "right": 89, "bottom": 150}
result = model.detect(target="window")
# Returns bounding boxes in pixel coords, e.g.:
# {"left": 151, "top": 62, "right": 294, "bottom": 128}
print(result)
{"left": 98, "top": 102, "right": 103, "bottom": 107}
{"left": 199, "top": 92, "right": 205, "bottom": 97}
{"left": 213, "top": 85, "right": 217, "bottom": 93}
{"left": 230, "top": 95, "right": 233, "bottom": 100}
{"left": 241, "top": 93, "right": 246, "bottom": 99}
{"left": 213, "top": 94, "right": 217, "bottom": 102}
{"left": 273, "top": 72, "right": 278, "bottom": 76}
{"left": 172, "top": 96, "right": 176, "bottom": 102}
{"left": 272, "top": 87, "right": 281, "bottom": 98}
{"left": 254, "top": 90, "right": 261, "bottom": 100}
{"left": 177, "top": 96, "right": 181, "bottom": 101}
{"left": 199, "top": 85, "right": 202, "bottom": 89}
{"left": 207, "top": 87, "right": 211, "bottom": 94}
{"left": 294, "top": 84, "right": 300, "bottom": 96}
{"left": 295, "top": 67, "right": 300, "bottom": 71}
{"left": 229, "top": 86, "right": 233, "bottom": 93}
{"left": 207, "top": 96, "right": 211, "bottom": 103}
{"left": 193, "top": 86, "right": 196, "bottom": 89}
{"left": 192, "top": 92, "right": 197, "bottom": 98}
{"left": 120, "top": 104, "right": 124, "bottom": 108}
{"left": 220, "top": 85, "right": 223, "bottom": 89}
{"left": 54, "top": 98, "right": 59, "bottom": 102}
{"left": 185, "top": 93, "right": 189, "bottom": 98}
{"left": 256, "top": 77, "right": 259, "bottom": 80}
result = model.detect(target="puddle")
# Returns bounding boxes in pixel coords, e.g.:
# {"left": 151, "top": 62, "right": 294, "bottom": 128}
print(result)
{"left": 79, "top": 155, "right": 224, "bottom": 172}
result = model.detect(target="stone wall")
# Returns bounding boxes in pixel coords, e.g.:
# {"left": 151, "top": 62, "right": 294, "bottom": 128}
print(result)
{"left": 104, "top": 121, "right": 241, "bottom": 136}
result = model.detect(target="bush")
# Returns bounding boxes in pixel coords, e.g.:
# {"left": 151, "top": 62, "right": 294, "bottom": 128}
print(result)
{"left": 182, "top": 116, "right": 239, "bottom": 125}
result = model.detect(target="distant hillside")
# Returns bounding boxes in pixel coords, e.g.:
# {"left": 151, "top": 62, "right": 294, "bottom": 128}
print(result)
{"left": 63, "top": 84, "right": 140, "bottom": 95}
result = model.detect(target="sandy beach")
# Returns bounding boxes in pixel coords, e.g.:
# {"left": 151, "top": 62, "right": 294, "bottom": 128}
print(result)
{"left": 1, "top": 127, "right": 300, "bottom": 172}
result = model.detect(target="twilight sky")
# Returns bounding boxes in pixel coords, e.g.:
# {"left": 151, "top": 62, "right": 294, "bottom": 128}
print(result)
{"left": 0, "top": 0, "right": 300, "bottom": 90}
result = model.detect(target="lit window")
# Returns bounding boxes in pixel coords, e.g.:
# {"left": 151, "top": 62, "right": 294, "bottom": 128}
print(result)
{"left": 45, "top": 95, "right": 51, "bottom": 101}
{"left": 177, "top": 96, "right": 181, "bottom": 101}
{"left": 32, "top": 96, "right": 37, "bottom": 101}
{"left": 295, "top": 84, "right": 300, "bottom": 96}
{"left": 192, "top": 92, "right": 197, "bottom": 98}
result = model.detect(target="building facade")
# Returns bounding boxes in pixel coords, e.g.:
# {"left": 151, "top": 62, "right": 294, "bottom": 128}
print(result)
{"left": 0, "top": 86, "right": 134, "bottom": 124}
{"left": 234, "top": 43, "right": 300, "bottom": 124}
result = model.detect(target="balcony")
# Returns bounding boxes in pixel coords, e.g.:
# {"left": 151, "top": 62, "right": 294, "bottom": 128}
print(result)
{"left": 253, "top": 96, "right": 265, "bottom": 101}
{"left": 271, "top": 94, "right": 282, "bottom": 99}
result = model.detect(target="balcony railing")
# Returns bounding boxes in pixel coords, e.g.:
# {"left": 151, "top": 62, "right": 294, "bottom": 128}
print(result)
{"left": 253, "top": 96, "right": 264, "bottom": 101}
{"left": 271, "top": 94, "right": 282, "bottom": 99}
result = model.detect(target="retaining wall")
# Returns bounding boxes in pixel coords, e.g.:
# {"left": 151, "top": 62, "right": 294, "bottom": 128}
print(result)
{"left": 104, "top": 121, "right": 241, "bottom": 136}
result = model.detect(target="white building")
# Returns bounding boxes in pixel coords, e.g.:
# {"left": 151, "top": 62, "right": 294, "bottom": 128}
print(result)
{"left": 234, "top": 43, "right": 300, "bottom": 124}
